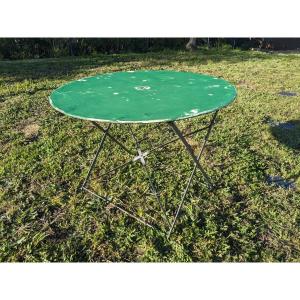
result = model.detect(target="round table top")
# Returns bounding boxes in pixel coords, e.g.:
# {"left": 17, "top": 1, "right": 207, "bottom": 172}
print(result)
{"left": 49, "top": 70, "right": 237, "bottom": 123}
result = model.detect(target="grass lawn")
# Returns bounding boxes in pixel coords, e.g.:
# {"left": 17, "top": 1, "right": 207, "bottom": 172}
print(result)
{"left": 0, "top": 49, "right": 300, "bottom": 262}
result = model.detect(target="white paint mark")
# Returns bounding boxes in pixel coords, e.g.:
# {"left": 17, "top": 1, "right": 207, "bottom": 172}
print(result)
{"left": 207, "top": 84, "right": 220, "bottom": 88}
{"left": 127, "top": 71, "right": 135, "bottom": 73}
{"left": 134, "top": 86, "right": 151, "bottom": 91}
{"left": 142, "top": 79, "right": 148, "bottom": 82}
{"left": 113, "top": 92, "right": 119, "bottom": 95}
{"left": 78, "top": 79, "right": 87, "bottom": 82}
{"left": 108, "top": 86, "right": 112, "bottom": 88}
{"left": 208, "top": 93, "right": 214, "bottom": 96}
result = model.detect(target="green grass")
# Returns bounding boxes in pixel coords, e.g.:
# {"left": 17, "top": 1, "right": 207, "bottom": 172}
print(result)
{"left": 0, "top": 49, "right": 300, "bottom": 262}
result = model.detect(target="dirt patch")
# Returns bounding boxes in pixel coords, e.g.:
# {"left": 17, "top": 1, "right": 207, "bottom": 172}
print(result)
{"left": 21, "top": 122, "right": 40, "bottom": 140}
{"left": 237, "top": 80, "right": 257, "bottom": 90}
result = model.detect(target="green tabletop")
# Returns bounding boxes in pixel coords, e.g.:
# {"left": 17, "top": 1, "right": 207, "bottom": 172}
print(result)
{"left": 49, "top": 70, "right": 236, "bottom": 123}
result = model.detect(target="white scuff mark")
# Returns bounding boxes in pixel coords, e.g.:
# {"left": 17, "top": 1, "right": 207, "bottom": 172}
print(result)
{"left": 78, "top": 79, "right": 87, "bottom": 82}
{"left": 134, "top": 86, "right": 151, "bottom": 91}
{"left": 208, "top": 93, "right": 214, "bottom": 96}
{"left": 127, "top": 71, "right": 135, "bottom": 73}
{"left": 80, "top": 91, "right": 93, "bottom": 95}
{"left": 207, "top": 84, "right": 220, "bottom": 88}
{"left": 142, "top": 79, "right": 148, "bottom": 82}
{"left": 184, "top": 109, "right": 199, "bottom": 117}
{"left": 113, "top": 92, "right": 119, "bottom": 95}
{"left": 108, "top": 86, "right": 112, "bottom": 89}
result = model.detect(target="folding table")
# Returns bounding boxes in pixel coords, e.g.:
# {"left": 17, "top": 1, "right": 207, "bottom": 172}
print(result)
{"left": 49, "top": 70, "right": 236, "bottom": 237}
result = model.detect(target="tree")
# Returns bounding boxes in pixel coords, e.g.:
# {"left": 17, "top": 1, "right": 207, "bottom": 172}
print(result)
{"left": 186, "top": 38, "right": 197, "bottom": 51}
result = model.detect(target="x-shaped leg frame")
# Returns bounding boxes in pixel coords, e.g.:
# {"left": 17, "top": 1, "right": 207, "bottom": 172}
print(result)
{"left": 81, "top": 110, "right": 219, "bottom": 238}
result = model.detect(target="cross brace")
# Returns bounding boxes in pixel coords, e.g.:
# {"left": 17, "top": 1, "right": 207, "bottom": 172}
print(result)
{"left": 81, "top": 110, "right": 219, "bottom": 238}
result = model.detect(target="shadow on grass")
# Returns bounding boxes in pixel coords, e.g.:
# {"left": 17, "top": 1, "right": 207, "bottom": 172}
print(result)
{"left": 270, "top": 119, "right": 300, "bottom": 151}
{"left": 1, "top": 48, "right": 298, "bottom": 83}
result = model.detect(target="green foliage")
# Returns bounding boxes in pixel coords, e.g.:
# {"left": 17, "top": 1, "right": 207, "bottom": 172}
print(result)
{"left": 0, "top": 38, "right": 261, "bottom": 60}
{"left": 0, "top": 49, "right": 300, "bottom": 262}
{"left": 0, "top": 38, "right": 191, "bottom": 60}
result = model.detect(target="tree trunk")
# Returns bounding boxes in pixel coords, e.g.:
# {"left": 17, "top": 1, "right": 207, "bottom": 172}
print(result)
{"left": 186, "top": 38, "right": 197, "bottom": 51}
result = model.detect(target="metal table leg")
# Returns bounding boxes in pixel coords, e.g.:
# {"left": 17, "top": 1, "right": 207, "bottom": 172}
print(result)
{"left": 166, "top": 111, "right": 218, "bottom": 238}
{"left": 80, "top": 110, "right": 219, "bottom": 237}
